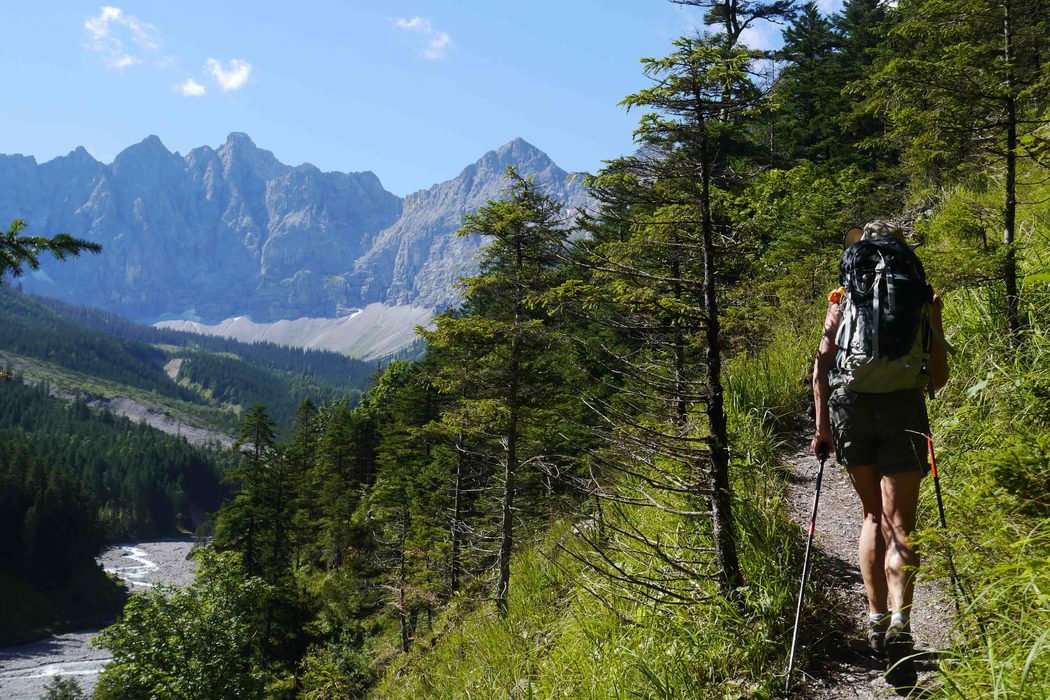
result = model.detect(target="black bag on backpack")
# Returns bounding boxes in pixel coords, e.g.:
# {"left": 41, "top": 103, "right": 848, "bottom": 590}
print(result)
{"left": 830, "top": 237, "right": 934, "bottom": 394}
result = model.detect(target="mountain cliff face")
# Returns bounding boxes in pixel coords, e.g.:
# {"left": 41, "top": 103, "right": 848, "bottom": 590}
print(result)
{"left": 0, "top": 134, "right": 589, "bottom": 321}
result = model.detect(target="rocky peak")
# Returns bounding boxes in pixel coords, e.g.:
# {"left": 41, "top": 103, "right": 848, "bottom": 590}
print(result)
{"left": 492, "top": 137, "right": 552, "bottom": 170}
{"left": 218, "top": 132, "right": 289, "bottom": 181}
{"left": 111, "top": 135, "right": 183, "bottom": 179}
{"left": 66, "top": 146, "right": 98, "bottom": 166}
{"left": 2, "top": 133, "right": 590, "bottom": 321}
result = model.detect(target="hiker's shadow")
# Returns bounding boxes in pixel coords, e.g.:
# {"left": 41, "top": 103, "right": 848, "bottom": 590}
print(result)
{"left": 818, "top": 552, "right": 865, "bottom": 589}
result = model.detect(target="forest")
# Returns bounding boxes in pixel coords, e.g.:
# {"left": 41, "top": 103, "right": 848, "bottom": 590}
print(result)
{"left": 10, "top": 0, "right": 1050, "bottom": 696}
{"left": 0, "top": 284, "right": 377, "bottom": 644}
{"left": 0, "top": 286, "right": 378, "bottom": 429}
{"left": 0, "top": 378, "right": 232, "bottom": 644}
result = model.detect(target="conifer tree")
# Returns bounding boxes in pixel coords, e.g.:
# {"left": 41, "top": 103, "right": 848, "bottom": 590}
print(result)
{"left": 421, "top": 168, "right": 571, "bottom": 615}
{"left": 569, "top": 1, "right": 790, "bottom": 597}
{"left": 216, "top": 404, "right": 278, "bottom": 577}
{"left": 862, "top": 0, "right": 1050, "bottom": 340}
{"left": 775, "top": 2, "right": 841, "bottom": 164}
{"left": 1, "top": 219, "right": 101, "bottom": 281}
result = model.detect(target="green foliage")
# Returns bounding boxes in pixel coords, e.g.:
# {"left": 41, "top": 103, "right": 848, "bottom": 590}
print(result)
{"left": 94, "top": 550, "right": 269, "bottom": 700}
{"left": 43, "top": 4, "right": 1050, "bottom": 697}
{"left": 0, "top": 563, "right": 124, "bottom": 646}
{"left": 41, "top": 676, "right": 86, "bottom": 700}
{"left": 0, "top": 286, "right": 200, "bottom": 403}
{"left": 0, "top": 379, "right": 230, "bottom": 540}
{"left": 908, "top": 240, "right": 1049, "bottom": 695}
{"left": 7, "top": 287, "right": 373, "bottom": 430}
{"left": 32, "top": 292, "right": 378, "bottom": 391}
{"left": 863, "top": 0, "right": 1050, "bottom": 182}
{"left": 0, "top": 219, "right": 101, "bottom": 281}
{"left": 421, "top": 168, "right": 575, "bottom": 614}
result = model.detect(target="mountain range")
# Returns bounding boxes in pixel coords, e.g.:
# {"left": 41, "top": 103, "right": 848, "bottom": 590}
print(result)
{"left": 0, "top": 134, "right": 591, "bottom": 325}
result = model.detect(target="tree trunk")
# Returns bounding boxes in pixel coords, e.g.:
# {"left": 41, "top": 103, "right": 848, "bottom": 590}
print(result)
{"left": 496, "top": 241, "right": 524, "bottom": 616}
{"left": 450, "top": 431, "right": 464, "bottom": 594}
{"left": 672, "top": 233, "right": 688, "bottom": 429}
{"left": 398, "top": 521, "right": 410, "bottom": 652}
{"left": 699, "top": 130, "right": 744, "bottom": 595}
{"left": 1003, "top": 0, "right": 1022, "bottom": 343}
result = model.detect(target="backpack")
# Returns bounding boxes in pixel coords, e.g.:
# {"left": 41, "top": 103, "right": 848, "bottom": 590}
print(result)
{"left": 830, "top": 237, "right": 934, "bottom": 394}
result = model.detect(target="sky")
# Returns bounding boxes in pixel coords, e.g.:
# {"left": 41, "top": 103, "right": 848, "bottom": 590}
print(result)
{"left": 2, "top": 1, "right": 842, "bottom": 197}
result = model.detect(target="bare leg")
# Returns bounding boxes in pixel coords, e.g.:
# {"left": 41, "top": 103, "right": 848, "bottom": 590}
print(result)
{"left": 847, "top": 465, "right": 888, "bottom": 615}
{"left": 881, "top": 471, "right": 922, "bottom": 613}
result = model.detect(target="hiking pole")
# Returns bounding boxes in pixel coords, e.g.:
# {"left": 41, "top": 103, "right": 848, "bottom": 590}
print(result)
{"left": 785, "top": 445, "right": 828, "bottom": 694}
{"left": 925, "top": 432, "right": 963, "bottom": 615}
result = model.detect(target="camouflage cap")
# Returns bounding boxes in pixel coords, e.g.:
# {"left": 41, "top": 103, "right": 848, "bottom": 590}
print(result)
{"left": 861, "top": 220, "right": 906, "bottom": 242}
{"left": 842, "top": 219, "right": 908, "bottom": 248}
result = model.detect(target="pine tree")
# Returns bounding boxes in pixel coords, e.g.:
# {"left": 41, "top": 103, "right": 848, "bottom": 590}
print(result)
{"left": 568, "top": 3, "right": 790, "bottom": 596}
{"left": 1, "top": 219, "right": 101, "bottom": 282}
{"left": 775, "top": 2, "right": 841, "bottom": 164}
{"left": 421, "top": 168, "right": 572, "bottom": 615}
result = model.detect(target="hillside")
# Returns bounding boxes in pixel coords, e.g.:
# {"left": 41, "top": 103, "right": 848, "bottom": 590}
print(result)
{"left": 0, "top": 287, "right": 378, "bottom": 433}
{"left": 156, "top": 302, "right": 434, "bottom": 361}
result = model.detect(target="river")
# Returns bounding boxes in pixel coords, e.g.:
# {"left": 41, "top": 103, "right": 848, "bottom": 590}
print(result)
{"left": 0, "top": 539, "right": 198, "bottom": 700}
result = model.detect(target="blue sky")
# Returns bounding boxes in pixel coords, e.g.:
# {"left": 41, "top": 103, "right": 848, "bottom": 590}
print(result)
{"left": 2, "top": 1, "right": 842, "bottom": 196}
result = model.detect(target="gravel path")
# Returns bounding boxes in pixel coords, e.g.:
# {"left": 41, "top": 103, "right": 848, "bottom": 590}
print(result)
{"left": 783, "top": 441, "right": 955, "bottom": 698}
{"left": 0, "top": 539, "right": 198, "bottom": 700}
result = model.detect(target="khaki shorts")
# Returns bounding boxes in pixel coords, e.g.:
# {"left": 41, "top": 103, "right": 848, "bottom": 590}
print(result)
{"left": 829, "top": 387, "right": 930, "bottom": 475}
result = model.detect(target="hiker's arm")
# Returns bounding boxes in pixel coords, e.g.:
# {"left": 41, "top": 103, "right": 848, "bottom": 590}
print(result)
{"left": 811, "top": 302, "right": 840, "bottom": 458}
{"left": 929, "top": 293, "right": 949, "bottom": 390}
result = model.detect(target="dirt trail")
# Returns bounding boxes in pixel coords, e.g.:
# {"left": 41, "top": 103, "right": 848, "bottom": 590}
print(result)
{"left": 783, "top": 441, "right": 954, "bottom": 698}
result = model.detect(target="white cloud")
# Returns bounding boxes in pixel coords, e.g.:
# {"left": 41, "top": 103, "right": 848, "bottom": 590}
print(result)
{"left": 84, "top": 6, "right": 161, "bottom": 69}
{"left": 205, "top": 58, "right": 252, "bottom": 92}
{"left": 177, "top": 78, "right": 207, "bottom": 97}
{"left": 815, "top": 0, "right": 846, "bottom": 14}
{"left": 392, "top": 16, "right": 452, "bottom": 60}
{"left": 739, "top": 21, "right": 783, "bottom": 51}
{"left": 394, "top": 16, "right": 431, "bottom": 32}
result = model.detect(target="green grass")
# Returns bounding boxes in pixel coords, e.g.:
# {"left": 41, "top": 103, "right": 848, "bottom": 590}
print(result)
{"left": 913, "top": 280, "right": 1050, "bottom": 698}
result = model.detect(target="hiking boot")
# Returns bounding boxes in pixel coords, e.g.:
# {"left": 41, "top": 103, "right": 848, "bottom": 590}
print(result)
{"left": 867, "top": 614, "right": 889, "bottom": 657}
{"left": 884, "top": 618, "right": 918, "bottom": 691}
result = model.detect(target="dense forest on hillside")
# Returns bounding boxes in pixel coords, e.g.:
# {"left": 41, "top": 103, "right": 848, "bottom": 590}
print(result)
{"left": 0, "top": 379, "right": 232, "bottom": 541}
{"left": 32, "top": 292, "right": 379, "bottom": 388}
{"left": 0, "top": 287, "right": 200, "bottom": 404}
{"left": 39, "top": 0, "right": 1050, "bottom": 696}
{"left": 0, "top": 287, "right": 377, "bottom": 644}
{"left": 0, "top": 378, "right": 237, "bottom": 644}
{"left": 0, "top": 286, "right": 377, "bottom": 429}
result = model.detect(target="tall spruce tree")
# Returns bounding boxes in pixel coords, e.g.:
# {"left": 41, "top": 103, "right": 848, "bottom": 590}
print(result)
{"left": 775, "top": 2, "right": 841, "bottom": 164}
{"left": 569, "top": 1, "right": 792, "bottom": 598}
{"left": 216, "top": 404, "right": 279, "bottom": 577}
{"left": 420, "top": 169, "right": 571, "bottom": 615}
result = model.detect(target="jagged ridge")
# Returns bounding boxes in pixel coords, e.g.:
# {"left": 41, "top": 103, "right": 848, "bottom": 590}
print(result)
{"left": 0, "top": 134, "right": 591, "bottom": 322}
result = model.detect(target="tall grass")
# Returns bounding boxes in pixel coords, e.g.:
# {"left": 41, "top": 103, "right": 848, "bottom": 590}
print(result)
{"left": 913, "top": 176, "right": 1050, "bottom": 695}
{"left": 916, "top": 279, "right": 1050, "bottom": 698}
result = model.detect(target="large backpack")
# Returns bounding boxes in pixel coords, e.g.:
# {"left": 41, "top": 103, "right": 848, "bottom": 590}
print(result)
{"left": 830, "top": 237, "right": 934, "bottom": 394}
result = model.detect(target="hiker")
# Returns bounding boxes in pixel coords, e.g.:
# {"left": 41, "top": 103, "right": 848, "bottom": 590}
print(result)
{"left": 811, "top": 220, "right": 949, "bottom": 687}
